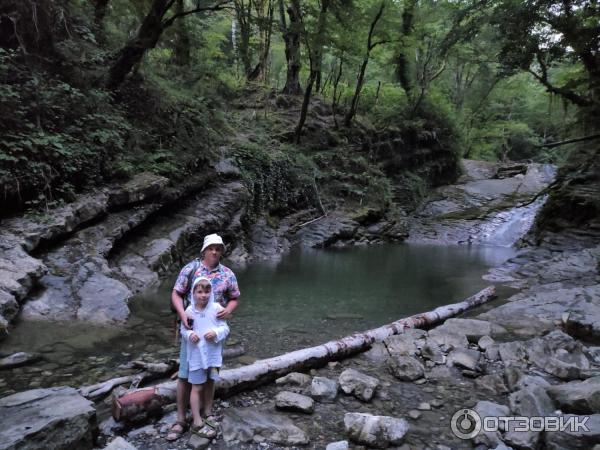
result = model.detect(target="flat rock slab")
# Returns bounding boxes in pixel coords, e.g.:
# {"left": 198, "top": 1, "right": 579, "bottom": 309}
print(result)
{"left": 221, "top": 407, "right": 309, "bottom": 446}
{"left": 0, "top": 352, "right": 41, "bottom": 370}
{"left": 0, "top": 386, "right": 97, "bottom": 450}
{"left": 275, "top": 391, "right": 315, "bottom": 414}
{"left": 344, "top": 412, "right": 408, "bottom": 448}
{"left": 442, "top": 318, "right": 507, "bottom": 342}
{"left": 338, "top": 368, "right": 379, "bottom": 402}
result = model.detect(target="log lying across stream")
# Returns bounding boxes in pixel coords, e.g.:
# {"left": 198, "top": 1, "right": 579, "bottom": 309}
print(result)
{"left": 113, "top": 286, "right": 496, "bottom": 422}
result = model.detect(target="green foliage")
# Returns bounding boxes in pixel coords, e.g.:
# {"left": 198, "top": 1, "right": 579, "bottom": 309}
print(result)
{"left": 231, "top": 141, "right": 318, "bottom": 216}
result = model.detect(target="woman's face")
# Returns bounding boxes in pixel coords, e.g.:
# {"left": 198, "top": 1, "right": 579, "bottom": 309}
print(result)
{"left": 203, "top": 244, "right": 223, "bottom": 267}
{"left": 193, "top": 283, "right": 211, "bottom": 308}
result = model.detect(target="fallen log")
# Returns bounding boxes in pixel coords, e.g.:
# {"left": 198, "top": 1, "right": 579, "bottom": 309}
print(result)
{"left": 112, "top": 286, "right": 496, "bottom": 421}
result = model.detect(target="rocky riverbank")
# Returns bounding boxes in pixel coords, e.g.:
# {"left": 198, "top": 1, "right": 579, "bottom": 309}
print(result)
{"left": 2, "top": 156, "right": 599, "bottom": 449}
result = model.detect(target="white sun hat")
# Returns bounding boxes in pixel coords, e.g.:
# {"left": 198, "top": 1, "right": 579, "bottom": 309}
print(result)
{"left": 201, "top": 233, "right": 226, "bottom": 254}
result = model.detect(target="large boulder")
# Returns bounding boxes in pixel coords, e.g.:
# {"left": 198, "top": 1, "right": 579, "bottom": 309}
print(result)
{"left": 0, "top": 386, "right": 97, "bottom": 450}
{"left": 544, "top": 414, "right": 600, "bottom": 450}
{"left": 338, "top": 368, "right": 379, "bottom": 402}
{"left": 547, "top": 376, "right": 600, "bottom": 414}
{"left": 344, "top": 412, "right": 409, "bottom": 448}
{"left": 221, "top": 408, "right": 309, "bottom": 446}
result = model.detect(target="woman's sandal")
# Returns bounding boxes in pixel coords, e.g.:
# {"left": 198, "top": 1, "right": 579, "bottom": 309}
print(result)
{"left": 166, "top": 420, "right": 188, "bottom": 442}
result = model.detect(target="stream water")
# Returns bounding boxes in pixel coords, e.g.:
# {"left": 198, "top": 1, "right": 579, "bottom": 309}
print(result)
{"left": 0, "top": 243, "right": 517, "bottom": 397}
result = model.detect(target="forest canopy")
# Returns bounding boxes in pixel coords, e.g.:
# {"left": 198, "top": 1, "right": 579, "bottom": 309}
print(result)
{"left": 0, "top": 0, "right": 598, "bottom": 213}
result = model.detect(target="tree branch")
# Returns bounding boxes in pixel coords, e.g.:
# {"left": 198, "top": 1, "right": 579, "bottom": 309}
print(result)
{"left": 162, "top": 0, "right": 231, "bottom": 28}
{"left": 537, "top": 134, "right": 600, "bottom": 148}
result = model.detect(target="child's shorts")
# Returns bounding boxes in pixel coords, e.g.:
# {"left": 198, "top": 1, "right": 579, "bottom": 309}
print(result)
{"left": 188, "top": 367, "right": 220, "bottom": 385}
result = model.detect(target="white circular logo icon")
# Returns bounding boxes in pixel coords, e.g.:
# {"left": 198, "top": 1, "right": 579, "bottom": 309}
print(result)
{"left": 450, "top": 408, "right": 482, "bottom": 439}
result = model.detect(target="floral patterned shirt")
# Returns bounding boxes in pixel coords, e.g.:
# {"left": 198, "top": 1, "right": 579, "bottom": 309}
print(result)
{"left": 173, "top": 260, "right": 241, "bottom": 307}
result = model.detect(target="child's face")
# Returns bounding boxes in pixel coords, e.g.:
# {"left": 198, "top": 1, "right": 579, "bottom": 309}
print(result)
{"left": 193, "top": 283, "right": 211, "bottom": 308}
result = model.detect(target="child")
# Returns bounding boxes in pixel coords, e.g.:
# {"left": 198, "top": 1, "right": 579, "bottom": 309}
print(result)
{"left": 181, "top": 276, "right": 229, "bottom": 438}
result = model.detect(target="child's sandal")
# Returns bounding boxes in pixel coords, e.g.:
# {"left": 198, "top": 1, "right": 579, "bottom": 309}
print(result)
{"left": 194, "top": 418, "right": 217, "bottom": 439}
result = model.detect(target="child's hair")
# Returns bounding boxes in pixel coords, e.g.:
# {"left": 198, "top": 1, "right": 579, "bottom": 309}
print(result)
{"left": 193, "top": 279, "right": 212, "bottom": 293}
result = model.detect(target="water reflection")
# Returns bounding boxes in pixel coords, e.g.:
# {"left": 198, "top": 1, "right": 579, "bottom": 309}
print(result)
{"left": 0, "top": 243, "right": 516, "bottom": 396}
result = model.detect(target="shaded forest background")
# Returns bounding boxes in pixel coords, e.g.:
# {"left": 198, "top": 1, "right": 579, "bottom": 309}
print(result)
{"left": 0, "top": 0, "right": 598, "bottom": 232}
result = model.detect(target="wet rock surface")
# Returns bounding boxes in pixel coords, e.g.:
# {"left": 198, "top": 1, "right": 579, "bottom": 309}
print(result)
{"left": 408, "top": 159, "right": 555, "bottom": 246}
{"left": 0, "top": 386, "right": 97, "bottom": 450}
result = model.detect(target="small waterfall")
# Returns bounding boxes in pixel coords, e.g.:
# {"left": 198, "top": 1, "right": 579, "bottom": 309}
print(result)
{"left": 479, "top": 197, "right": 546, "bottom": 247}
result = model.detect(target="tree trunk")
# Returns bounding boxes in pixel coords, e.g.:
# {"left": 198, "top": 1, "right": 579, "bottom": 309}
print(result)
{"left": 107, "top": 0, "right": 172, "bottom": 88}
{"left": 344, "top": 1, "right": 385, "bottom": 126}
{"left": 234, "top": 0, "right": 253, "bottom": 76}
{"left": 172, "top": 0, "right": 190, "bottom": 66}
{"left": 294, "top": 0, "right": 328, "bottom": 142}
{"left": 280, "top": 0, "right": 302, "bottom": 95}
{"left": 396, "top": 0, "right": 416, "bottom": 98}
{"left": 93, "top": 0, "right": 110, "bottom": 30}
{"left": 113, "top": 286, "right": 496, "bottom": 422}
{"left": 331, "top": 56, "right": 343, "bottom": 129}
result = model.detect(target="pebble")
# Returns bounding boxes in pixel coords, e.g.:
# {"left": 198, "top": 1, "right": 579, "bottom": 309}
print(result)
{"left": 417, "top": 402, "right": 431, "bottom": 410}
{"left": 431, "top": 399, "right": 444, "bottom": 408}
{"left": 408, "top": 410, "right": 422, "bottom": 419}
{"left": 414, "top": 378, "right": 427, "bottom": 385}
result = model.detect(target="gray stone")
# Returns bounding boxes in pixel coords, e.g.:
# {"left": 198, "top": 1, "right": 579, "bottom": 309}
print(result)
{"left": 188, "top": 434, "right": 211, "bottom": 449}
{"left": 421, "top": 342, "right": 445, "bottom": 364}
{"left": 103, "top": 437, "right": 138, "bottom": 450}
{"left": 221, "top": 408, "right": 309, "bottom": 446}
{"left": 0, "top": 386, "right": 97, "bottom": 450}
{"left": 275, "top": 391, "right": 314, "bottom": 414}
{"left": 509, "top": 385, "right": 555, "bottom": 416}
{"left": 0, "top": 352, "right": 41, "bottom": 370}
{"left": 544, "top": 414, "right": 600, "bottom": 450}
{"left": 427, "top": 327, "right": 469, "bottom": 351}
{"left": 408, "top": 410, "right": 421, "bottom": 419}
{"left": 479, "top": 284, "right": 600, "bottom": 338}
{"left": 388, "top": 355, "right": 425, "bottom": 381}
{"left": 383, "top": 329, "right": 427, "bottom": 356}
{"left": 107, "top": 172, "right": 168, "bottom": 207}
{"left": 442, "top": 318, "right": 507, "bottom": 342}
{"left": 338, "top": 368, "right": 379, "bottom": 402}
{"left": 344, "top": 412, "right": 409, "bottom": 448}
{"left": 446, "top": 348, "right": 481, "bottom": 371}
{"left": 275, "top": 372, "right": 311, "bottom": 387}
{"left": 77, "top": 272, "right": 132, "bottom": 323}
{"left": 503, "top": 429, "right": 539, "bottom": 450}
{"left": 547, "top": 376, "right": 600, "bottom": 414}
{"left": 478, "top": 335, "right": 495, "bottom": 351}
{"left": 326, "top": 441, "right": 349, "bottom": 450}
{"left": 310, "top": 376, "right": 338, "bottom": 402}
{"left": 473, "top": 401, "right": 510, "bottom": 448}
{"left": 485, "top": 345, "right": 500, "bottom": 361}
{"left": 417, "top": 402, "right": 431, "bottom": 411}
{"left": 475, "top": 374, "right": 509, "bottom": 395}
{"left": 498, "top": 341, "right": 528, "bottom": 366}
